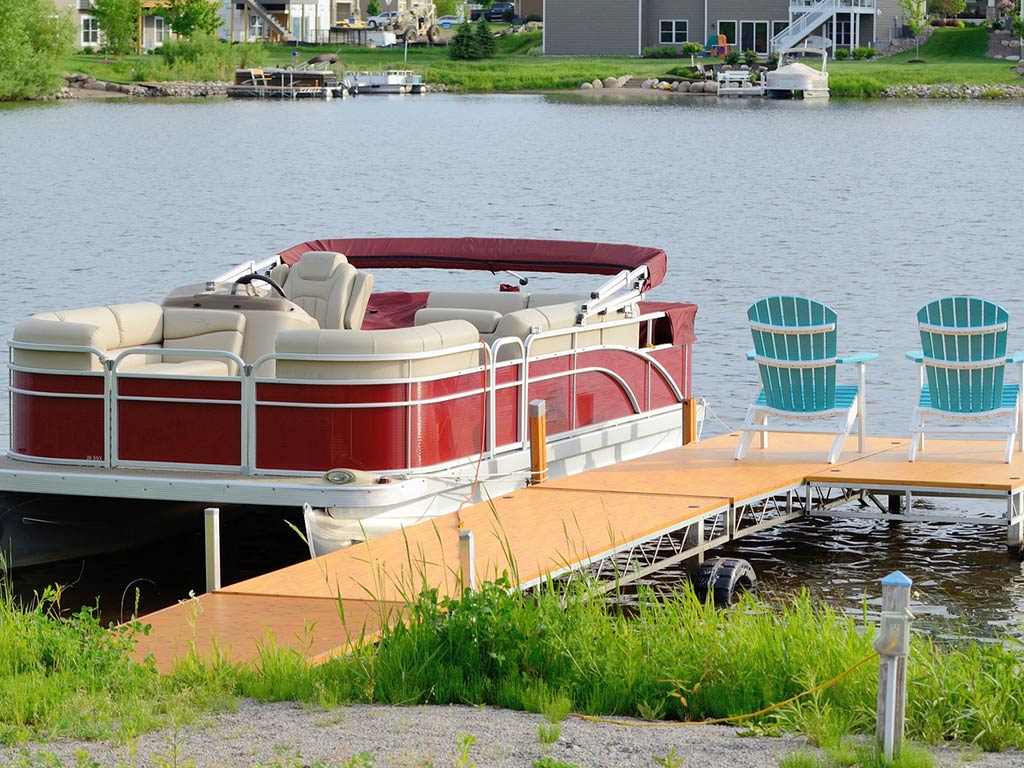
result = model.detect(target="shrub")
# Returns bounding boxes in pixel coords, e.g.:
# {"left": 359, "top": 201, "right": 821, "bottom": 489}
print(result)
{"left": 82, "top": 45, "right": 95, "bottom": 55}
{"left": 851, "top": 46, "right": 875, "bottom": 59}
{"left": 724, "top": 50, "right": 742, "bottom": 64}
{"left": 642, "top": 45, "right": 680, "bottom": 58}
{"left": 524, "top": 14, "right": 542, "bottom": 22}
{"left": 742, "top": 48, "right": 758, "bottom": 66}
{"left": 681, "top": 41, "right": 703, "bottom": 59}
{"left": 835, "top": 47, "right": 850, "bottom": 59}
{"left": 0, "top": 0, "right": 76, "bottom": 100}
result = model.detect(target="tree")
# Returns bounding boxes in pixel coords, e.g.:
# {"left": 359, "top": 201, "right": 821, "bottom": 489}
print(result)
{"left": 899, "top": 0, "right": 927, "bottom": 61}
{"left": 681, "top": 40, "right": 702, "bottom": 65}
{"left": 928, "top": 0, "right": 965, "bottom": 18}
{"left": 366, "top": 0, "right": 380, "bottom": 16}
{"left": 91, "top": 0, "right": 140, "bottom": 57}
{"left": 162, "top": 0, "right": 223, "bottom": 37}
{"left": 448, "top": 20, "right": 481, "bottom": 59}
{"left": 0, "top": 0, "right": 76, "bottom": 100}
{"left": 474, "top": 17, "right": 496, "bottom": 57}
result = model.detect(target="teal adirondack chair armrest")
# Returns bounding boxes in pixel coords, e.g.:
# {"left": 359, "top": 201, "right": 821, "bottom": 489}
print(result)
{"left": 745, "top": 349, "right": 756, "bottom": 361}
{"left": 905, "top": 350, "right": 924, "bottom": 363}
{"left": 1007, "top": 352, "right": 1024, "bottom": 364}
{"left": 836, "top": 353, "right": 878, "bottom": 364}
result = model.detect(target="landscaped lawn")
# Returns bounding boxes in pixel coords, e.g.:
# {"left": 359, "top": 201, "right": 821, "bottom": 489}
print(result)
{"left": 829, "top": 26, "right": 1021, "bottom": 95}
{"left": 62, "top": 25, "right": 1022, "bottom": 95}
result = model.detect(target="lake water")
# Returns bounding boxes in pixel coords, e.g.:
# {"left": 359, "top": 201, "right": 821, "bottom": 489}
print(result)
{"left": 2, "top": 94, "right": 1023, "bottom": 632}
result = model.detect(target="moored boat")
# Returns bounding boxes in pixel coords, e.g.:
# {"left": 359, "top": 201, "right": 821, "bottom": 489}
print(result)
{"left": 2, "top": 237, "right": 698, "bottom": 565}
{"left": 765, "top": 40, "right": 830, "bottom": 99}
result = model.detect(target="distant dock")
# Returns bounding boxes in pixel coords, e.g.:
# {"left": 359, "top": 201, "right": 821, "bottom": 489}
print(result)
{"left": 132, "top": 432, "right": 1024, "bottom": 672}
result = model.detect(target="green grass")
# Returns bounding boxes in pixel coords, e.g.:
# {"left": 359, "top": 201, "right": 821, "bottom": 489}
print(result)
{"left": 829, "top": 27, "right": 1021, "bottom": 96}
{"left": 54, "top": 25, "right": 1024, "bottom": 95}
{"left": 2, "top": 568, "right": 1024, "bottom": 756}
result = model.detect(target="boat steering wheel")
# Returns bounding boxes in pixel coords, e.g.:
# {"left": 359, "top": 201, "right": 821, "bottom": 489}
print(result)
{"left": 232, "top": 272, "right": 287, "bottom": 298}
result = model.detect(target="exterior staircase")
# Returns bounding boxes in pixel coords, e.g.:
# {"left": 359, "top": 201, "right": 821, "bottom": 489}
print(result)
{"left": 241, "top": 0, "right": 291, "bottom": 40}
{"left": 770, "top": 0, "right": 840, "bottom": 54}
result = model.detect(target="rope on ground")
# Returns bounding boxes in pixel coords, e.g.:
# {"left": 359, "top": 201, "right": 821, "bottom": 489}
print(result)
{"left": 570, "top": 650, "right": 880, "bottom": 728}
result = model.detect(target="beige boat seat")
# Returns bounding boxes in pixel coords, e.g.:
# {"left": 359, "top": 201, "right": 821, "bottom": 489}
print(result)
{"left": 488, "top": 301, "right": 640, "bottom": 359}
{"left": 413, "top": 290, "right": 531, "bottom": 334}
{"left": 271, "top": 251, "right": 374, "bottom": 330}
{"left": 275, "top": 320, "right": 480, "bottom": 380}
{"left": 526, "top": 292, "right": 589, "bottom": 308}
{"left": 12, "top": 302, "right": 246, "bottom": 376}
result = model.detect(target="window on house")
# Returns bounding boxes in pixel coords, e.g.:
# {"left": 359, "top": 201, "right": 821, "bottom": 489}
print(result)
{"left": 717, "top": 20, "right": 737, "bottom": 46}
{"left": 154, "top": 16, "right": 166, "bottom": 43}
{"left": 772, "top": 20, "right": 788, "bottom": 39}
{"left": 659, "top": 20, "right": 687, "bottom": 44}
{"left": 250, "top": 14, "right": 265, "bottom": 38}
{"left": 82, "top": 16, "right": 100, "bottom": 45}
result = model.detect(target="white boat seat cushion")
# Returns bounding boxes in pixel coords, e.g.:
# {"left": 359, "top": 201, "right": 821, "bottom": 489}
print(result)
{"left": 283, "top": 251, "right": 359, "bottom": 330}
{"left": 527, "top": 293, "right": 588, "bottom": 308}
{"left": 426, "top": 291, "right": 529, "bottom": 315}
{"left": 276, "top": 320, "right": 480, "bottom": 380}
{"left": 12, "top": 302, "right": 245, "bottom": 376}
{"left": 13, "top": 302, "right": 165, "bottom": 372}
{"left": 161, "top": 308, "right": 246, "bottom": 375}
{"left": 414, "top": 307, "right": 503, "bottom": 334}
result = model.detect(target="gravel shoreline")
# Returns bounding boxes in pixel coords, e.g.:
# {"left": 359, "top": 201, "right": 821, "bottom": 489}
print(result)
{"left": 3, "top": 701, "right": 1021, "bottom": 767}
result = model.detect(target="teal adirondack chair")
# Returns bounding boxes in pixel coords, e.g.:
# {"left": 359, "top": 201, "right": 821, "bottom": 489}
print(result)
{"left": 735, "top": 296, "right": 878, "bottom": 464}
{"left": 907, "top": 296, "right": 1024, "bottom": 463}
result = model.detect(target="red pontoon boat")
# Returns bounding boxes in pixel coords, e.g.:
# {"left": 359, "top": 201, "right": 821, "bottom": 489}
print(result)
{"left": 2, "top": 237, "right": 698, "bottom": 565}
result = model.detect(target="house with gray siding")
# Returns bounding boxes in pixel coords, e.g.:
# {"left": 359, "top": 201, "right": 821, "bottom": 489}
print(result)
{"left": 543, "top": 0, "right": 919, "bottom": 57}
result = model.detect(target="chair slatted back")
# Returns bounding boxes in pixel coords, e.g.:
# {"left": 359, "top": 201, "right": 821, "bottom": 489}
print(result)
{"left": 918, "top": 296, "right": 1008, "bottom": 414}
{"left": 748, "top": 296, "right": 837, "bottom": 413}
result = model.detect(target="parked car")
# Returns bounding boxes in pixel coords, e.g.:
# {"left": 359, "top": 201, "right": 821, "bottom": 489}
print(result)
{"left": 366, "top": 10, "right": 398, "bottom": 28}
{"left": 436, "top": 14, "right": 464, "bottom": 28}
{"left": 483, "top": 2, "right": 514, "bottom": 21}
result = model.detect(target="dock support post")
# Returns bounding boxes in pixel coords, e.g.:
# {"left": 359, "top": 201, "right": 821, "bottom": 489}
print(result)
{"left": 204, "top": 507, "right": 221, "bottom": 593}
{"left": 875, "top": 571, "right": 912, "bottom": 762}
{"left": 529, "top": 400, "right": 548, "bottom": 484}
{"left": 459, "top": 529, "right": 476, "bottom": 591}
{"left": 682, "top": 398, "right": 698, "bottom": 445}
{"left": 1007, "top": 491, "right": 1023, "bottom": 559}
{"left": 681, "top": 519, "right": 705, "bottom": 574}
{"left": 887, "top": 494, "right": 901, "bottom": 514}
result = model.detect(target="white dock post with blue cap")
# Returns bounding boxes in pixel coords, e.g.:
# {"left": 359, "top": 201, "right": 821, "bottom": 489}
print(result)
{"left": 874, "top": 570, "right": 913, "bottom": 761}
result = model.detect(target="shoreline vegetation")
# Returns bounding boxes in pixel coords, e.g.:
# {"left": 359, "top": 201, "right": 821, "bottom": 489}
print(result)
{"left": 21, "top": 26, "right": 1021, "bottom": 102}
{"left": 2, "top": 568, "right": 1023, "bottom": 766}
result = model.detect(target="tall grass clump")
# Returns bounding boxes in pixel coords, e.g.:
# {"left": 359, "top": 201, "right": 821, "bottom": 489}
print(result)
{"left": 0, "top": 567, "right": 236, "bottom": 746}
{"left": 137, "top": 35, "right": 267, "bottom": 81}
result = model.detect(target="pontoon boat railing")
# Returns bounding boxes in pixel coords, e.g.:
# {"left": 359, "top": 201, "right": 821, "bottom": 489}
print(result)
{"left": 8, "top": 310, "right": 689, "bottom": 476}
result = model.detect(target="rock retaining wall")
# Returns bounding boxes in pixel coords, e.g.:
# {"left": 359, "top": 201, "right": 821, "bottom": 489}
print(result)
{"left": 883, "top": 83, "right": 1024, "bottom": 98}
{"left": 64, "top": 74, "right": 229, "bottom": 98}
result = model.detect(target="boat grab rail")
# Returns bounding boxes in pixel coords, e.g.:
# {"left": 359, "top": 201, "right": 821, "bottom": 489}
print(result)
{"left": 524, "top": 310, "right": 688, "bottom": 402}
{"left": 9, "top": 322, "right": 689, "bottom": 476}
{"left": 110, "top": 347, "right": 248, "bottom": 472}
{"left": 490, "top": 337, "right": 527, "bottom": 454}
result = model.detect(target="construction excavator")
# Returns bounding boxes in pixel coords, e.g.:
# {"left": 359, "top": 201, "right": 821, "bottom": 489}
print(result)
{"left": 338, "top": 0, "right": 441, "bottom": 44}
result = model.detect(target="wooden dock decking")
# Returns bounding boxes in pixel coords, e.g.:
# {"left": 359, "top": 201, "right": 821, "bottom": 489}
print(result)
{"left": 131, "top": 433, "right": 1024, "bottom": 672}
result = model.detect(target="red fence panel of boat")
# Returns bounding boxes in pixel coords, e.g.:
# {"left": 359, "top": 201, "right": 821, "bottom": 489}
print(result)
{"left": 648, "top": 345, "right": 691, "bottom": 407}
{"left": 571, "top": 349, "right": 652, "bottom": 427}
{"left": 11, "top": 372, "right": 105, "bottom": 461}
{"left": 255, "top": 373, "right": 486, "bottom": 472}
{"left": 408, "top": 375, "right": 487, "bottom": 468}
{"left": 526, "top": 357, "right": 573, "bottom": 435}
{"left": 493, "top": 364, "right": 522, "bottom": 448}
{"left": 116, "top": 378, "right": 243, "bottom": 466}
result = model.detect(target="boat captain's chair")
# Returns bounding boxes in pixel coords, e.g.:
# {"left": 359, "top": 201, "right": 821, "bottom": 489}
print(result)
{"left": 270, "top": 251, "right": 374, "bottom": 330}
